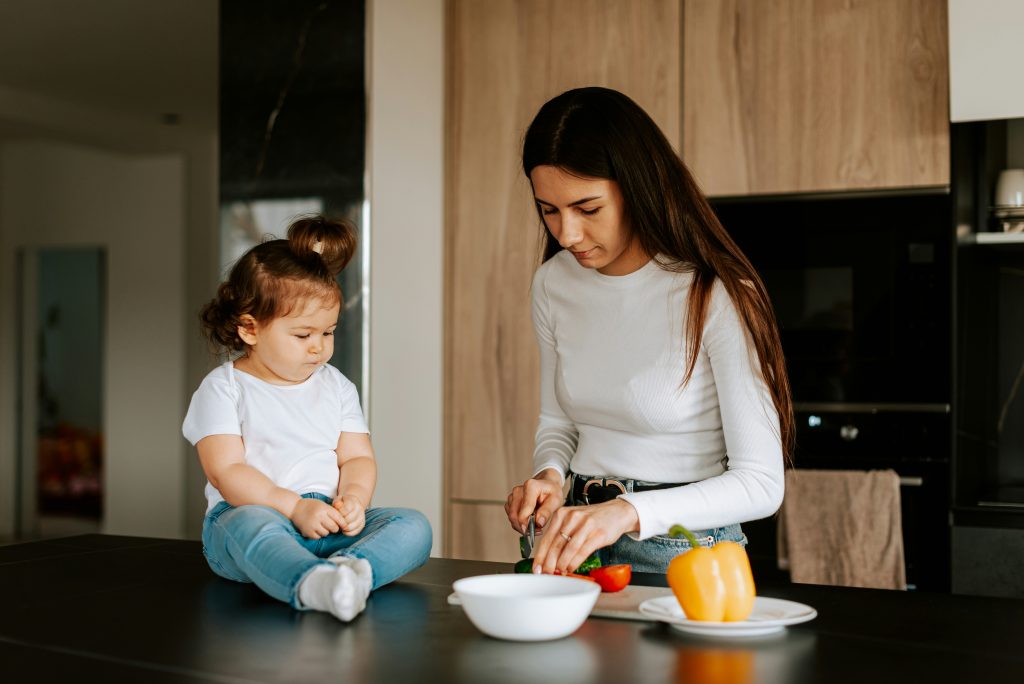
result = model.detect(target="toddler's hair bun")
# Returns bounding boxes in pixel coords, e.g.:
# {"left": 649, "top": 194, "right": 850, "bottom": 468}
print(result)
{"left": 287, "top": 214, "right": 357, "bottom": 276}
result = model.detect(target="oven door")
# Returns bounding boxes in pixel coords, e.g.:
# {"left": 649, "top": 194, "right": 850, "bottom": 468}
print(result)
{"left": 743, "top": 461, "right": 950, "bottom": 593}
{"left": 715, "top": 193, "right": 952, "bottom": 406}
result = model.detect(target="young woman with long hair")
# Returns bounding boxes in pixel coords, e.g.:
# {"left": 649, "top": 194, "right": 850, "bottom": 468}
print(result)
{"left": 505, "top": 87, "right": 793, "bottom": 574}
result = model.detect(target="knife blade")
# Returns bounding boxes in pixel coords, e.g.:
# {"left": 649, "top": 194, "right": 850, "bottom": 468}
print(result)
{"left": 519, "top": 514, "right": 535, "bottom": 559}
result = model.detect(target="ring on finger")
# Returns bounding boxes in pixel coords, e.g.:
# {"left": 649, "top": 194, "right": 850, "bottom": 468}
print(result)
{"left": 559, "top": 531, "right": 572, "bottom": 542}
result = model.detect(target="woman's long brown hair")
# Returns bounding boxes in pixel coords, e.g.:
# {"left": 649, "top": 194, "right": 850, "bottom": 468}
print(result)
{"left": 523, "top": 87, "right": 794, "bottom": 461}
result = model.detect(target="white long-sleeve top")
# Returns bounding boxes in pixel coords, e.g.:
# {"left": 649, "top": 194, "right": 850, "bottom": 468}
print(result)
{"left": 531, "top": 250, "right": 785, "bottom": 540}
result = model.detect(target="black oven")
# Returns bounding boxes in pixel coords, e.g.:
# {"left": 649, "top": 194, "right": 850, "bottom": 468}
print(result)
{"left": 784, "top": 408, "right": 951, "bottom": 592}
{"left": 714, "top": 192, "right": 954, "bottom": 592}
{"left": 714, "top": 192, "right": 952, "bottom": 408}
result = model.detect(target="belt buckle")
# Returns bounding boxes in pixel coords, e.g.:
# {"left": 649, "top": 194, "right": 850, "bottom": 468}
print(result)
{"left": 582, "top": 478, "right": 627, "bottom": 504}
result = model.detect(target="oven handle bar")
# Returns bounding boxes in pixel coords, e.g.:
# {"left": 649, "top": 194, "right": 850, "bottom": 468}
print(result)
{"left": 794, "top": 402, "right": 951, "bottom": 414}
{"left": 899, "top": 476, "right": 924, "bottom": 487}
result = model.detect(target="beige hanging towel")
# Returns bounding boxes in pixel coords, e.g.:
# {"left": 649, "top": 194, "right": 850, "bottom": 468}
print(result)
{"left": 777, "top": 469, "right": 906, "bottom": 590}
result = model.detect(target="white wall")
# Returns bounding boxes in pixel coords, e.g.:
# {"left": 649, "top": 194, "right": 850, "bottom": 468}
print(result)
{"left": 367, "top": 0, "right": 445, "bottom": 555}
{"left": 0, "top": 83, "right": 217, "bottom": 541}
{"left": 0, "top": 140, "right": 186, "bottom": 538}
{"left": 949, "top": 0, "right": 1024, "bottom": 122}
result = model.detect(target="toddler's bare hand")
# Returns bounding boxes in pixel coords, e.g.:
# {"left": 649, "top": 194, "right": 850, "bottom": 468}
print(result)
{"left": 333, "top": 494, "right": 366, "bottom": 536}
{"left": 290, "top": 498, "right": 345, "bottom": 539}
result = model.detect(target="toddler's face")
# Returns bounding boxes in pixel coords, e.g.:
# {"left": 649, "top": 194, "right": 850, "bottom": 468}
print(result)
{"left": 245, "top": 297, "right": 341, "bottom": 385}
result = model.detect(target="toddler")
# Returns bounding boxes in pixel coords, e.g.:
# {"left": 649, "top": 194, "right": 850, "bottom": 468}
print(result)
{"left": 183, "top": 214, "right": 431, "bottom": 621}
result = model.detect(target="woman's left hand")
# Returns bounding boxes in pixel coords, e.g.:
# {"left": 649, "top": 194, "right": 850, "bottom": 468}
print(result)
{"left": 531, "top": 499, "right": 640, "bottom": 575}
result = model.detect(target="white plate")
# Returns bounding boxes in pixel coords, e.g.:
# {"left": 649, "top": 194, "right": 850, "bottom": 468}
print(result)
{"left": 638, "top": 596, "right": 817, "bottom": 638}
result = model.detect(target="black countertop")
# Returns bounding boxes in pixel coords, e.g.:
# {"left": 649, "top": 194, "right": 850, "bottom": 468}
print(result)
{"left": 1, "top": 534, "right": 1022, "bottom": 683}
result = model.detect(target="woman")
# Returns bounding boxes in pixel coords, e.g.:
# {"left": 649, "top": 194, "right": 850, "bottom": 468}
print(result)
{"left": 504, "top": 87, "right": 793, "bottom": 574}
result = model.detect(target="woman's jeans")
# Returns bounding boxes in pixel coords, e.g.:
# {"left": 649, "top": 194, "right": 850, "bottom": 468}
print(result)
{"left": 567, "top": 489, "right": 746, "bottom": 573}
{"left": 202, "top": 493, "right": 432, "bottom": 609}
{"left": 597, "top": 523, "right": 747, "bottom": 573}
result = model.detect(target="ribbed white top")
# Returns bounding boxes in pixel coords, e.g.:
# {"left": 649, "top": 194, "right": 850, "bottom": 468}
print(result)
{"left": 531, "top": 250, "right": 785, "bottom": 539}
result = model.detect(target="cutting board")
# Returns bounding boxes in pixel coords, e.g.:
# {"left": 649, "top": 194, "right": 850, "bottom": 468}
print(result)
{"left": 447, "top": 584, "right": 674, "bottom": 622}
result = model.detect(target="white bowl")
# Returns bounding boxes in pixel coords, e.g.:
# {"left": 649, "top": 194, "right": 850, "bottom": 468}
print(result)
{"left": 452, "top": 574, "right": 600, "bottom": 641}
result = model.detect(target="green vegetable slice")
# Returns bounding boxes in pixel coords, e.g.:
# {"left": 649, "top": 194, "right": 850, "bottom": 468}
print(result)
{"left": 511, "top": 553, "right": 601, "bottom": 575}
{"left": 574, "top": 553, "right": 601, "bottom": 575}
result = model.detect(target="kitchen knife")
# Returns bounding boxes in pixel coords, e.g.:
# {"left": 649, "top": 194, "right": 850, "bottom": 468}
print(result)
{"left": 519, "top": 514, "right": 535, "bottom": 559}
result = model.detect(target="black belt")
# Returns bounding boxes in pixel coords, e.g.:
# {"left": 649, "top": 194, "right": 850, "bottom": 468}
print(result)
{"left": 569, "top": 473, "right": 688, "bottom": 505}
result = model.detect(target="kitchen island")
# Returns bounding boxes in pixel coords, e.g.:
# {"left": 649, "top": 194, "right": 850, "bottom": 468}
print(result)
{"left": 0, "top": 534, "right": 1020, "bottom": 682}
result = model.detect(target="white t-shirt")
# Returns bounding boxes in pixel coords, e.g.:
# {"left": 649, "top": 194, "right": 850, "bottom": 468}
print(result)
{"left": 182, "top": 361, "right": 369, "bottom": 512}
{"left": 531, "top": 251, "right": 785, "bottom": 540}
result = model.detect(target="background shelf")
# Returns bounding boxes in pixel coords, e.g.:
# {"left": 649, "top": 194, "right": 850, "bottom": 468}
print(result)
{"left": 958, "top": 231, "right": 1024, "bottom": 246}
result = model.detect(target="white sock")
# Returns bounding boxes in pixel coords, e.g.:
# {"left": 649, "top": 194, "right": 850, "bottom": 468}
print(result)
{"left": 328, "top": 555, "right": 374, "bottom": 590}
{"left": 297, "top": 558, "right": 373, "bottom": 622}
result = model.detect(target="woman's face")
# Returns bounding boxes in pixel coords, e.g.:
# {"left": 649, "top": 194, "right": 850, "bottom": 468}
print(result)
{"left": 529, "top": 165, "right": 648, "bottom": 276}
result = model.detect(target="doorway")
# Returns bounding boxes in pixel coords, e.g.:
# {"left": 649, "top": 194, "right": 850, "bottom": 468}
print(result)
{"left": 17, "top": 247, "right": 105, "bottom": 539}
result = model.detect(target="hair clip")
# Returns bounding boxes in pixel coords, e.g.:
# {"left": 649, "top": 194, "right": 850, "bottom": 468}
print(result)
{"left": 312, "top": 240, "right": 324, "bottom": 254}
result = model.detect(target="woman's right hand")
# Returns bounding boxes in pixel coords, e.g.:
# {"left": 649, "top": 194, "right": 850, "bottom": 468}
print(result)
{"left": 290, "top": 498, "right": 346, "bottom": 540}
{"left": 505, "top": 469, "right": 565, "bottom": 534}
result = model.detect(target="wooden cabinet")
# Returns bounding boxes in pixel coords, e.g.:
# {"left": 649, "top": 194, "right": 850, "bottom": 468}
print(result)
{"left": 449, "top": 502, "right": 522, "bottom": 563}
{"left": 445, "top": 0, "right": 682, "bottom": 560}
{"left": 683, "top": 0, "right": 950, "bottom": 196}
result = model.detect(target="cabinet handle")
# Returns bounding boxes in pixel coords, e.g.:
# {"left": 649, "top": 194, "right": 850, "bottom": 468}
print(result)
{"left": 794, "top": 402, "right": 950, "bottom": 414}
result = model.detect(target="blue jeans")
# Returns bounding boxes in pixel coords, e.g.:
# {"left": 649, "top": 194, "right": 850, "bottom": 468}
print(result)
{"left": 202, "top": 493, "right": 432, "bottom": 608}
{"left": 597, "top": 523, "right": 747, "bottom": 573}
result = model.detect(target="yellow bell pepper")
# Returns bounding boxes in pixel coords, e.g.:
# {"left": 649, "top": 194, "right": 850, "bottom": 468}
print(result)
{"left": 666, "top": 524, "right": 756, "bottom": 622}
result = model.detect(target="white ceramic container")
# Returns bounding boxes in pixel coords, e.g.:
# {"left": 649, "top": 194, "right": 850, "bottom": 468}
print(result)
{"left": 452, "top": 574, "right": 600, "bottom": 641}
{"left": 995, "top": 168, "right": 1024, "bottom": 208}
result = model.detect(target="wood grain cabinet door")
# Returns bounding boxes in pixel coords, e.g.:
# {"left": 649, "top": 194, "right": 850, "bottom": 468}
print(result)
{"left": 445, "top": 0, "right": 682, "bottom": 560}
{"left": 682, "top": 0, "right": 950, "bottom": 196}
